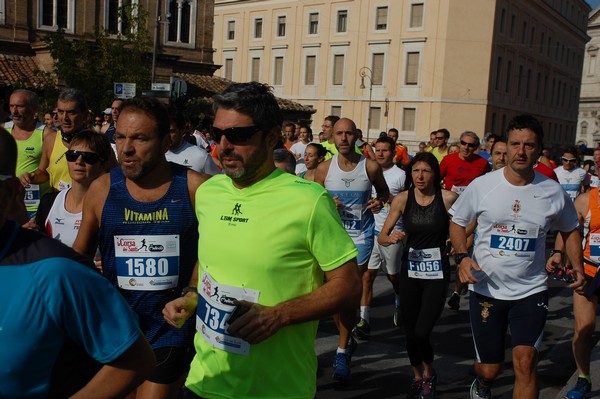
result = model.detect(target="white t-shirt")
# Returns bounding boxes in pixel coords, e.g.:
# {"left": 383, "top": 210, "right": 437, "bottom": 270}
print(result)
{"left": 450, "top": 168, "right": 578, "bottom": 300}
{"left": 166, "top": 141, "right": 220, "bottom": 175}
{"left": 554, "top": 166, "right": 589, "bottom": 201}
{"left": 372, "top": 165, "right": 406, "bottom": 233}
{"left": 290, "top": 141, "right": 309, "bottom": 174}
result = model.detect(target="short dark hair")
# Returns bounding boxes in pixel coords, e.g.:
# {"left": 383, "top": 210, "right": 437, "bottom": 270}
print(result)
{"left": 490, "top": 137, "right": 507, "bottom": 153}
{"left": 561, "top": 145, "right": 578, "bottom": 158}
{"left": 405, "top": 152, "right": 442, "bottom": 190}
{"left": 506, "top": 115, "right": 544, "bottom": 148}
{"left": 273, "top": 148, "right": 296, "bottom": 174}
{"left": 58, "top": 88, "right": 88, "bottom": 113}
{"left": 388, "top": 128, "right": 399, "bottom": 135}
{"left": 119, "top": 97, "right": 170, "bottom": 139}
{"left": 436, "top": 128, "right": 450, "bottom": 139}
{"left": 70, "top": 129, "right": 112, "bottom": 167}
{"left": 213, "top": 82, "right": 282, "bottom": 136}
{"left": 324, "top": 115, "right": 340, "bottom": 126}
{"left": 375, "top": 136, "right": 395, "bottom": 151}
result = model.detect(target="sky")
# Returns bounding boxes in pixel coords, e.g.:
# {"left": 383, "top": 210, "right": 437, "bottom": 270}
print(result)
{"left": 588, "top": 0, "right": 600, "bottom": 10}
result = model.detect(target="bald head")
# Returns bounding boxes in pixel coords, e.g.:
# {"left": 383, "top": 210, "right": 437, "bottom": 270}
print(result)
{"left": 0, "top": 128, "right": 17, "bottom": 177}
{"left": 332, "top": 117, "right": 358, "bottom": 155}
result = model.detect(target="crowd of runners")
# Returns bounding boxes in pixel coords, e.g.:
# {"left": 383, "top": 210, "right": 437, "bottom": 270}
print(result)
{"left": 0, "top": 82, "right": 599, "bottom": 399}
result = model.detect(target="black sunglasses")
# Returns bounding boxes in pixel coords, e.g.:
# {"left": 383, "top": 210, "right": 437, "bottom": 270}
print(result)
{"left": 65, "top": 150, "right": 103, "bottom": 164}
{"left": 460, "top": 140, "right": 478, "bottom": 149}
{"left": 210, "top": 125, "right": 261, "bottom": 144}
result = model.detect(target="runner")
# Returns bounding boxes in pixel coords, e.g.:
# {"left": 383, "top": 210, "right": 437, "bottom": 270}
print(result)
{"left": 378, "top": 151, "right": 458, "bottom": 398}
{"left": 449, "top": 114, "right": 586, "bottom": 399}
{"left": 315, "top": 117, "right": 389, "bottom": 380}
{"left": 74, "top": 97, "right": 209, "bottom": 399}
{"left": 161, "top": 82, "right": 360, "bottom": 399}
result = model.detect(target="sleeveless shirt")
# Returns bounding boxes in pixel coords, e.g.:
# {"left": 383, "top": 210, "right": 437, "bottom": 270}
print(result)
{"left": 98, "top": 163, "right": 198, "bottom": 348}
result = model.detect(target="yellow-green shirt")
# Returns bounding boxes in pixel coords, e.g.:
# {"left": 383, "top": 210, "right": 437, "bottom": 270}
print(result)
{"left": 187, "top": 169, "right": 358, "bottom": 399}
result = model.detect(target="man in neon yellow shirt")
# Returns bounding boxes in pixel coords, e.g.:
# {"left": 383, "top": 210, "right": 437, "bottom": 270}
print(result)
{"left": 163, "top": 82, "right": 361, "bottom": 399}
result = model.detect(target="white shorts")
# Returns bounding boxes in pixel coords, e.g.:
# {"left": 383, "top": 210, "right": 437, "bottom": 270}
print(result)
{"left": 367, "top": 235, "right": 404, "bottom": 275}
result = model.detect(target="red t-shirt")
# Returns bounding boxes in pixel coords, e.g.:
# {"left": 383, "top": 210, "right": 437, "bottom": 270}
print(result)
{"left": 440, "top": 153, "right": 491, "bottom": 193}
{"left": 533, "top": 162, "right": 558, "bottom": 182}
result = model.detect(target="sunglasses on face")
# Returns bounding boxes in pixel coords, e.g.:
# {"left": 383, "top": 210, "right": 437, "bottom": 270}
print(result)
{"left": 435, "top": 136, "right": 445, "bottom": 140}
{"left": 561, "top": 157, "right": 577, "bottom": 163}
{"left": 210, "top": 125, "right": 261, "bottom": 144}
{"left": 65, "top": 150, "right": 103, "bottom": 165}
{"left": 460, "top": 140, "right": 478, "bottom": 149}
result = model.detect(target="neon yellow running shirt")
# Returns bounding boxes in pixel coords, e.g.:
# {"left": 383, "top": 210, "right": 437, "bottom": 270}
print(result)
{"left": 187, "top": 168, "right": 358, "bottom": 399}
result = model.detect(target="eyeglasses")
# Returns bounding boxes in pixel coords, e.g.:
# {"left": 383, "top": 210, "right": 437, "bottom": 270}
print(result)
{"left": 435, "top": 136, "right": 445, "bottom": 140}
{"left": 460, "top": 140, "right": 478, "bottom": 149}
{"left": 561, "top": 157, "right": 577, "bottom": 163}
{"left": 210, "top": 125, "right": 261, "bottom": 144}
{"left": 65, "top": 150, "right": 103, "bottom": 164}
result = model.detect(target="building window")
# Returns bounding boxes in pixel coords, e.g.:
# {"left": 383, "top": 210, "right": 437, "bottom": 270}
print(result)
{"left": 375, "top": 6, "right": 388, "bottom": 30}
{"left": 305, "top": 55, "right": 316, "bottom": 85}
{"left": 40, "top": 0, "right": 74, "bottom": 30}
{"left": 499, "top": 8, "right": 506, "bottom": 33}
{"left": 254, "top": 18, "right": 263, "bottom": 39}
{"left": 505, "top": 60, "right": 512, "bottom": 93}
{"left": 251, "top": 58, "right": 260, "bottom": 82}
{"left": 540, "top": 32, "right": 545, "bottom": 53}
{"left": 372, "top": 53, "right": 384, "bottom": 85}
{"left": 529, "top": 26, "right": 535, "bottom": 48}
{"left": 337, "top": 10, "right": 347, "bottom": 33}
{"left": 517, "top": 65, "right": 523, "bottom": 96}
{"left": 274, "top": 56, "right": 283, "bottom": 85}
{"left": 369, "top": 107, "right": 381, "bottom": 130}
{"left": 509, "top": 14, "right": 516, "bottom": 39}
{"left": 402, "top": 108, "right": 416, "bottom": 131}
{"left": 494, "top": 57, "right": 502, "bottom": 90}
{"left": 308, "top": 12, "right": 319, "bottom": 35}
{"left": 227, "top": 20, "right": 235, "bottom": 40}
{"left": 167, "top": 0, "right": 196, "bottom": 45}
{"left": 581, "top": 121, "right": 588, "bottom": 136}
{"left": 410, "top": 3, "right": 424, "bottom": 28}
{"left": 331, "top": 106, "right": 342, "bottom": 117}
{"left": 224, "top": 58, "right": 233, "bottom": 81}
{"left": 521, "top": 21, "right": 527, "bottom": 44}
{"left": 333, "top": 54, "right": 345, "bottom": 85}
{"left": 107, "top": 0, "right": 138, "bottom": 34}
{"left": 405, "top": 52, "right": 420, "bottom": 85}
{"left": 277, "top": 16, "right": 286, "bottom": 37}
{"left": 525, "top": 68, "right": 531, "bottom": 99}
{"left": 0, "top": 0, "right": 4, "bottom": 25}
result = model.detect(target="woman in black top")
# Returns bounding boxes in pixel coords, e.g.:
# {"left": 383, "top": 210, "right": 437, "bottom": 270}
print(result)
{"left": 378, "top": 152, "right": 458, "bottom": 399}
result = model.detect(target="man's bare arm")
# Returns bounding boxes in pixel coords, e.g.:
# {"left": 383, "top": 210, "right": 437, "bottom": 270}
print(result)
{"left": 73, "top": 176, "right": 109, "bottom": 256}
{"left": 227, "top": 259, "right": 361, "bottom": 344}
{"left": 71, "top": 335, "right": 155, "bottom": 399}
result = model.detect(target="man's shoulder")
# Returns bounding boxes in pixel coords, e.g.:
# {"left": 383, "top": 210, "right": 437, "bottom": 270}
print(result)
{"left": 1, "top": 225, "right": 94, "bottom": 269}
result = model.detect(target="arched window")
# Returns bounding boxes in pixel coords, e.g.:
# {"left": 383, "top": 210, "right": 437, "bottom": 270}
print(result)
{"left": 167, "top": 0, "right": 196, "bottom": 46}
{"left": 581, "top": 121, "right": 588, "bottom": 136}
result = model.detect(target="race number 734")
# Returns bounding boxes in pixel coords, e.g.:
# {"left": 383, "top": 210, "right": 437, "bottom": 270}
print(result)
{"left": 125, "top": 258, "right": 169, "bottom": 276}
{"left": 203, "top": 303, "right": 229, "bottom": 333}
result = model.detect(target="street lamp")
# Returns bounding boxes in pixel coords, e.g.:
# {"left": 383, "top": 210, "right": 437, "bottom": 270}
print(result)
{"left": 359, "top": 67, "right": 373, "bottom": 140}
{"left": 151, "top": 1, "right": 170, "bottom": 84}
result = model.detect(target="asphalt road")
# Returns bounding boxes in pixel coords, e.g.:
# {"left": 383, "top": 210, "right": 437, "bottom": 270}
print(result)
{"left": 314, "top": 269, "right": 600, "bottom": 399}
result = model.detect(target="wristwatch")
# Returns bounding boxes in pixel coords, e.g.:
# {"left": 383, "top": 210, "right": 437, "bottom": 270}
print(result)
{"left": 454, "top": 252, "right": 470, "bottom": 266}
{"left": 181, "top": 286, "right": 198, "bottom": 297}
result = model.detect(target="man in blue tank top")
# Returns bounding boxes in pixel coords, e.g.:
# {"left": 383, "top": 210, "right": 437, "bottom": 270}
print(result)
{"left": 315, "top": 117, "right": 390, "bottom": 381}
{"left": 74, "top": 97, "right": 210, "bottom": 399}
{"left": 0, "top": 127, "right": 155, "bottom": 397}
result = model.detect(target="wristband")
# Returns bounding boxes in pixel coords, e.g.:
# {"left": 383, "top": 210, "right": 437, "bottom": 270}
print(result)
{"left": 550, "top": 249, "right": 563, "bottom": 257}
{"left": 181, "top": 286, "right": 198, "bottom": 297}
{"left": 454, "top": 252, "right": 470, "bottom": 265}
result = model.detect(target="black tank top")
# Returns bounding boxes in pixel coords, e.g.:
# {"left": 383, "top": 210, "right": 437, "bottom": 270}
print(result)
{"left": 403, "top": 188, "right": 450, "bottom": 274}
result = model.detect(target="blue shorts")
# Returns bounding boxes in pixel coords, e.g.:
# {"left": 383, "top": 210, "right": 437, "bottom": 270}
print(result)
{"left": 469, "top": 291, "right": 548, "bottom": 364}
{"left": 355, "top": 235, "right": 375, "bottom": 266}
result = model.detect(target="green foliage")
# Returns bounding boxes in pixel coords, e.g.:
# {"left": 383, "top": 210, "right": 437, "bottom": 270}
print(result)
{"left": 43, "top": 3, "right": 151, "bottom": 115}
